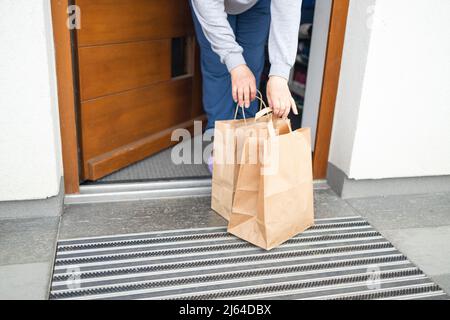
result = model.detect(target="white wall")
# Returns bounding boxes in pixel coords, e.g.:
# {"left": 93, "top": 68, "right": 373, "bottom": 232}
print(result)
{"left": 0, "top": 0, "right": 63, "bottom": 201}
{"left": 328, "top": 0, "right": 376, "bottom": 175}
{"left": 330, "top": 0, "right": 450, "bottom": 180}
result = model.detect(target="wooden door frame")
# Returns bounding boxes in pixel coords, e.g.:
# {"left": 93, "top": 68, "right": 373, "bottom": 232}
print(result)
{"left": 51, "top": 0, "right": 80, "bottom": 194}
{"left": 51, "top": 0, "right": 350, "bottom": 194}
{"left": 313, "top": 0, "right": 350, "bottom": 179}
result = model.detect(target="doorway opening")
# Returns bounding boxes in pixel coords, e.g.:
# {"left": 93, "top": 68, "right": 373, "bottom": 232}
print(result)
{"left": 51, "top": 0, "right": 349, "bottom": 194}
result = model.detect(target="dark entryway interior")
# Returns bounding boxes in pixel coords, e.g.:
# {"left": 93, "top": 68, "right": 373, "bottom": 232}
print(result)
{"left": 54, "top": 0, "right": 348, "bottom": 193}
{"left": 93, "top": 136, "right": 211, "bottom": 183}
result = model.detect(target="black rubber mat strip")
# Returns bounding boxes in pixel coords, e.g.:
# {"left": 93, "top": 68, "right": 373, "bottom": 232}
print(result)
{"left": 331, "top": 285, "right": 443, "bottom": 300}
{"left": 52, "top": 242, "right": 394, "bottom": 282}
{"left": 57, "top": 220, "right": 371, "bottom": 252}
{"left": 56, "top": 231, "right": 382, "bottom": 262}
{"left": 173, "top": 269, "right": 424, "bottom": 300}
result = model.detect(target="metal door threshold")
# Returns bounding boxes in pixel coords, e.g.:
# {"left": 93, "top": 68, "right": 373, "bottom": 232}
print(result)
{"left": 65, "top": 178, "right": 213, "bottom": 205}
{"left": 65, "top": 178, "right": 329, "bottom": 205}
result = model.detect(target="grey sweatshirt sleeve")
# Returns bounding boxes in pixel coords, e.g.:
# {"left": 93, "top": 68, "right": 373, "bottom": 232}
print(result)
{"left": 190, "top": 0, "right": 246, "bottom": 72}
{"left": 269, "top": 0, "right": 302, "bottom": 80}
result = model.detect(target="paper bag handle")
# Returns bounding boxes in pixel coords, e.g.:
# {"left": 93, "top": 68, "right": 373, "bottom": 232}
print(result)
{"left": 255, "top": 90, "right": 266, "bottom": 112}
{"left": 234, "top": 91, "right": 268, "bottom": 123}
{"left": 255, "top": 107, "right": 273, "bottom": 121}
{"left": 234, "top": 104, "right": 247, "bottom": 124}
{"left": 256, "top": 107, "right": 294, "bottom": 137}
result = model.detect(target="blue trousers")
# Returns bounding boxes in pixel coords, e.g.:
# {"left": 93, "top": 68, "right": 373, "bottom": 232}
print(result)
{"left": 190, "top": 0, "right": 271, "bottom": 130}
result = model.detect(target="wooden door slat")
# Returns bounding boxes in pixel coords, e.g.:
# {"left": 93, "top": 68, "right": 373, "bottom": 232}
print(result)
{"left": 80, "top": 78, "right": 194, "bottom": 162}
{"left": 78, "top": 40, "right": 171, "bottom": 101}
{"left": 86, "top": 115, "right": 206, "bottom": 180}
{"left": 76, "top": 0, "right": 194, "bottom": 46}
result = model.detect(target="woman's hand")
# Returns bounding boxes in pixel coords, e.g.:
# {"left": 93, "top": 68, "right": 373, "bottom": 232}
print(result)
{"left": 266, "top": 76, "right": 298, "bottom": 119}
{"left": 230, "top": 65, "right": 257, "bottom": 108}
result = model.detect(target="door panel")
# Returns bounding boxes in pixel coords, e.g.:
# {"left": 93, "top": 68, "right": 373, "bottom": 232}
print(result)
{"left": 75, "top": 0, "right": 204, "bottom": 181}
{"left": 81, "top": 78, "right": 193, "bottom": 162}
{"left": 76, "top": 0, "right": 194, "bottom": 46}
{"left": 78, "top": 40, "right": 171, "bottom": 101}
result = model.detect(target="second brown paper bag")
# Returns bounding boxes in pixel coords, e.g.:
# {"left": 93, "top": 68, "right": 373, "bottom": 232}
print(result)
{"left": 228, "top": 123, "right": 315, "bottom": 250}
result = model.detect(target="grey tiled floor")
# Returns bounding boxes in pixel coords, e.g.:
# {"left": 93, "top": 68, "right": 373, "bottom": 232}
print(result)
{"left": 59, "top": 196, "right": 226, "bottom": 239}
{"left": 0, "top": 217, "right": 59, "bottom": 265}
{"left": 59, "top": 188, "right": 359, "bottom": 240}
{"left": 346, "top": 192, "right": 450, "bottom": 294}
{"left": 1, "top": 187, "right": 450, "bottom": 299}
{"left": 347, "top": 192, "right": 450, "bottom": 230}
{"left": 0, "top": 217, "right": 59, "bottom": 300}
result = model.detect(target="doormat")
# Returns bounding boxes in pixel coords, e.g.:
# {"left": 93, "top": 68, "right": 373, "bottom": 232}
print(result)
{"left": 49, "top": 216, "right": 448, "bottom": 300}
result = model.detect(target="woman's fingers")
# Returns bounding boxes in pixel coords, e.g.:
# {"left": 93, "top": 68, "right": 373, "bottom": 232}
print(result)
{"left": 237, "top": 87, "right": 244, "bottom": 107}
{"left": 244, "top": 86, "right": 250, "bottom": 108}
{"left": 272, "top": 99, "right": 279, "bottom": 116}
{"left": 236, "top": 82, "right": 256, "bottom": 108}
{"left": 266, "top": 76, "right": 300, "bottom": 118}
{"left": 279, "top": 100, "right": 287, "bottom": 118}
{"left": 291, "top": 98, "right": 299, "bottom": 115}
{"left": 273, "top": 99, "right": 282, "bottom": 117}
{"left": 232, "top": 85, "right": 238, "bottom": 103}
{"left": 282, "top": 99, "right": 291, "bottom": 119}
{"left": 267, "top": 92, "right": 273, "bottom": 111}
{"left": 230, "top": 65, "right": 257, "bottom": 108}
{"left": 250, "top": 83, "right": 257, "bottom": 101}
{"left": 274, "top": 99, "right": 285, "bottom": 118}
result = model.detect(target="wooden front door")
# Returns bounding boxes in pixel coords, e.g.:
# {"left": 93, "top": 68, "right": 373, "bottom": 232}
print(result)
{"left": 74, "top": 0, "right": 203, "bottom": 181}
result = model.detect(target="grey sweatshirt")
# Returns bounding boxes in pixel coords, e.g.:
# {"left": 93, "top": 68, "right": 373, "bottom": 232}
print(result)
{"left": 191, "top": 0, "right": 302, "bottom": 80}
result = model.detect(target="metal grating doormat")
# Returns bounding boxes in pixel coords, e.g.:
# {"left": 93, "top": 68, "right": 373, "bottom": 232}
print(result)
{"left": 49, "top": 216, "right": 449, "bottom": 300}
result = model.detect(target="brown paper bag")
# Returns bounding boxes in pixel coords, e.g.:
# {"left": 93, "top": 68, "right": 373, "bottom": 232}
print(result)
{"left": 211, "top": 116, "right": 249, "bottom": 220}
{"left": 211, "top": 109, "right": 290, "bottom": 221}
{"left": 228, "top": 122, "right": 315, "bottom": 250}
